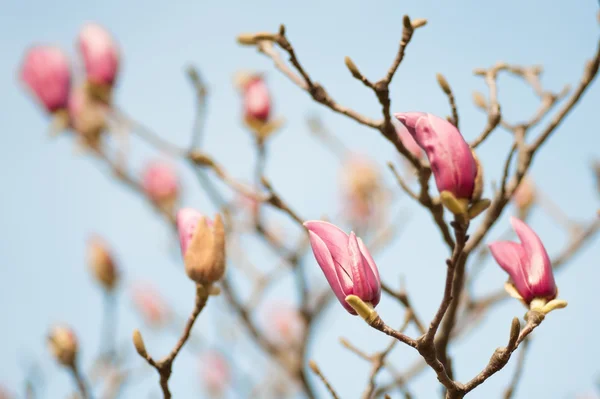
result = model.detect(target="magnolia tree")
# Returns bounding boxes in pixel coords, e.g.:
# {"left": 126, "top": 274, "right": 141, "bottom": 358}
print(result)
{"left": 14, "top": 9, "right": 600, "bottom": 399}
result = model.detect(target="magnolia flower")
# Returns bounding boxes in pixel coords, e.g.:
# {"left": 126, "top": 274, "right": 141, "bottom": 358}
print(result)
{"left": 242, "top": 75, "right": 271, "bottom": 123}
{"left": 78, "top": 23, "right": 119, "bottom": 87}
{"left": 489, "top": 217, "right": 557, "bottom": 305}
{"left": 200, "top": 351, "right": 230, "bottom": 396}
{"left": 142, "top": 161, "right": 179, "bottom": 211}
{"left": 394, "top": 112, "right": 479, "bottom": 200}
{"left": 131, "top": 283, "right": 170, "bottom": 326}
{"left": 20, "top": 46, "right": 71, "bottom": 114}
{"left": 177, "top": 208, "right": 226, "bottom": 285}
{"left": 47, "top": 325, "right": 78, "bottom": 367}
{"left": 87, "top": 235, "right": 119, "bottom": 291}
{"left": 304, "top": 220, "right": 381, "bottom": 314}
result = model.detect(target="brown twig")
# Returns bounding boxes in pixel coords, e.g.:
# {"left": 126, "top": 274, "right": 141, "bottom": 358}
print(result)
{"left": 309, "top": 360, "right": 340, "bottom": 399}
{"left": 135, "top": 284, "right": 210, "bottom": 398}
{"left": 69, "top": 363, "right": 90, "bottom": 399}
{"left": 503, "top": 338, "right": 531, "bottom": 399}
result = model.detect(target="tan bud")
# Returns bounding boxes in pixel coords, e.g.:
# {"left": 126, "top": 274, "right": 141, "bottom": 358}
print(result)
{"left": 411, "top": 18, "right": 428, "bottom": 29}
{"left": 48, "top": 325, "right": 78, "bottom": 367}
{"left": 87, "top": 237, "right": 118, "bottom": 291}
{"left": 472, "top": 91, "right": 487, "bottom": 109}
{"left": 468, "top": 199, "right": 491, "bottom": 220}
{"left": 188, "top": 151, "right": 214, "bottom": 167}
{"left": 440, "top": 191, "right": 468, "bottom": 216}
{"left": 344, "top": 56, "right": 362, "bottom": 79}
{"left": 132, "top": 329, "right": 147, "bottom": 358}
{"left": 473, "top": 68, "right": 487, "bottom": 76}
{"left": 436, "top": 73, "right": 451, "bottom": 94}
{"left": 185, "top": 214, "right": 226, "bottom": 285}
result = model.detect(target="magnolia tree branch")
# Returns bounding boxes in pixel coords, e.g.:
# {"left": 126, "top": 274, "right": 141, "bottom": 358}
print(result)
{"left": 134, "top": 284, "right": 210, "bottom": 399}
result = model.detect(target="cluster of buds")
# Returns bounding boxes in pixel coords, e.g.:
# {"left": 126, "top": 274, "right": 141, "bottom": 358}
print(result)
{"left": 87, "top": 235, "right": 119, "bottom": 291}
{"left": 235, "top": 72, "right": 283, "bottom": 144}
{"left": 199, "top": 351, "right": 230, "bottom": 396}
{"left": 394, "top": 112, "right": 489, "bottom": 220}
{"left": 304, "top": 221, "right": 381, "bottom": 316}
{"left": 19, "top": 23, "right": 119, "bottom": 147}
{"left": 141, "top": 161, "right": 180, "bottom": 214}
{"left": 47, "top": 325, "right": 78, "bottom": 367}
{"left": 177, "top": 208, "right": 226, "bottom": 286}
{"left": 340, "top": 155, "right": 389, "bottom": 231}
{"left": 489, "top": 217, "right": 566, "bottom": 315}
{"left": 131, "top": 283, "right": 171, "bottom": 327}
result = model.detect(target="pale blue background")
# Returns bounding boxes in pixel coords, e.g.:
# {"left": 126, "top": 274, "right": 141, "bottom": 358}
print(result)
{"left": 0, "top": 1, "right": 599, "bottom": 398}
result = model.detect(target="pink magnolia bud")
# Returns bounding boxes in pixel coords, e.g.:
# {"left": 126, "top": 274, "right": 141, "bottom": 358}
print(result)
{"left": 304, "top": 220, "right": 381, "bottom": 314}
{"left": 131, "top": 283, "right": 170, "bottom": 326}
{"left": 394, "top": 112, "right": 478, "bottom": 200}
{"left": 20, "top": 46, "right": 71, "bottom": 113}
{"left": 47, "top": 325, "right": 78, "bottom": 367}
{"left": 87, "top": 235, "right": 119, "bottom": 291}
{"left": 488, "top": 217, "right": 557, "bottom": 304}
{"left": 142, "top": 161, "right": 179, "bottom": 210}
{"left": 68, "top": 85, "right": 107, "bottom": 147}
{"left": 392, "top": 117, "right": 424, "bottom": 160}
{"left": 243, "top": 76, "right": 271, "bottom": 123}
{"left": 177, "top": 208, "right": 226, "bottom": 285}
{"left": 78, "top": 23, "right": 119, "bottom": 87}
{"left": 200, "top": 351, "right": 230, "bottom": 396}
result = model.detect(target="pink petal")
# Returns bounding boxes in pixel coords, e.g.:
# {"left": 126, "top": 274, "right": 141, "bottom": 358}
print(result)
{"left": 20, "top": 46, "right": 71, "bottom": 113}
{"left": 357, "top": 237, "right": 381, "bottom": 306}
{"left": 303, "top": 220, "right": 352, "bottom": 278}
{"left": 348, "top": 232, "right": 380, "bottom": 304}
{"left": 510, "top": 217, "right": 556, "bottom": 299}
{"left": 176, "top": 208, "right": 203, "bottom": 256}
{"left": 394, "top": 112, "right": 477, "bottom": 199}
{"left": 307, "top": 231, "right": 353, "bottom": 313}
{"left": 78, "top": 23, "right": 120, "bottom": 86}
{"left": 488, "top": 240, "right": 532, "bottom": 302}
{"left": 244, "top": 77, "right": 271, "bottom": 122}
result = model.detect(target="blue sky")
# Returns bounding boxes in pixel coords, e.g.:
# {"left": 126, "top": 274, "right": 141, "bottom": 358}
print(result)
{"left": 0, "top": 1, "right": 599, "bottom": 398}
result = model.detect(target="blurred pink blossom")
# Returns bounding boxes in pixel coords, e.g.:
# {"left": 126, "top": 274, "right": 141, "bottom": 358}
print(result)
{"left": 20, "top": 45, "right": 71, "bottom": 113}
{"left": 78, "top": 23, "right": 120, "bottom": 87}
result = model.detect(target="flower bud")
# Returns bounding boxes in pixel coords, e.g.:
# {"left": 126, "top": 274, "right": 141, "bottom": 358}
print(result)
{"left": 177, "top": 208, "right": 226, "bottom": 285}
{"left": 200, "top": 351, "right": 230, "bottom": 396}
{"left": 87, "top": 235, "right": 119, "bottom": 291}
{"left": 132, "top": 329, "right": 147, "bottom": 358}
{"left": 488, "top": 217, "right": 558, "bottom": 305}
{"left": 304, "top": 221, "right": 381, "bottom": 314}
{"left": 20, "top": 46, "right": 71, "bottom": 114}
{"left": 47, "top": 325, "right": 78, "bottom": 367}
{"left": 241, "top": 74, "right": 271, "bottom": 123}
{"left": 394, "top": 112, "right": 478, "bottom": 200}
{"left": 131, "top": 283, "right": 170, "bottom": 327}
{"left": 78, "top": 23, "right": 119, "bottom": 88}
{"left": 142, "top": 161, "right": 179, "bottom": 212}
